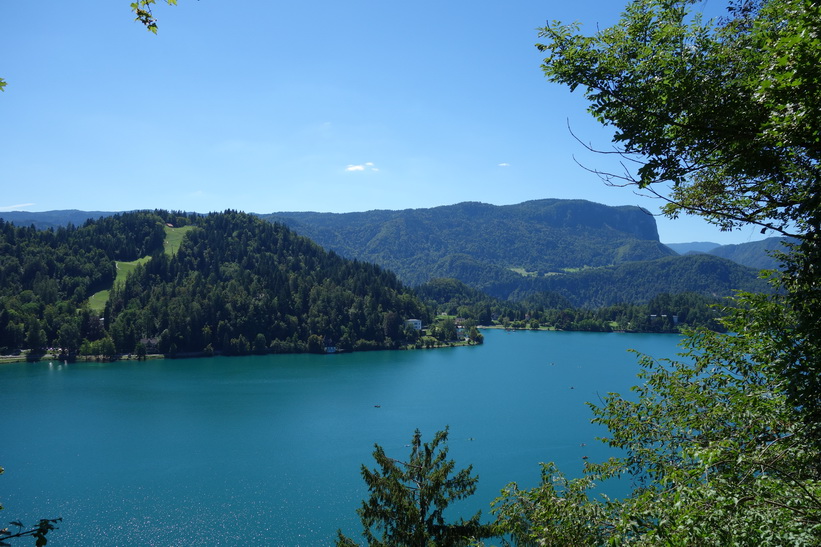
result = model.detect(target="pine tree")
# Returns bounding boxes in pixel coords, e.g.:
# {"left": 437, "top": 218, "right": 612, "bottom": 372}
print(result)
{"left": 337, "top": 428, "right": 492, "bottom": 546}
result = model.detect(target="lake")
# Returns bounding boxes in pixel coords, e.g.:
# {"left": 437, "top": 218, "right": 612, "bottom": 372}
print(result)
{"left": 1, "top": 330, "right": 683, "bottom": 545}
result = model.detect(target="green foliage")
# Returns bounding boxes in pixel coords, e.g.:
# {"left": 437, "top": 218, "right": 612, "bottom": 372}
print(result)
{"left": 706, "top": 236, "right": 795, "bottom": 270}
{"left": 0, "top": 212, "right": 167, "bottom": 356}
{"left": 487, "top": 0, "right": 821, "bottom": 543}
{"left": 417, "top": 277, "right": 728, "bottom": 333}
{"left": 2, "top": 206, "right": 769, "bottom": 311}
{"left": 536, "top": 0, "right": 819, "bottom": 240}
{"left": 265, "top": 201, "right": 769, "bottom": 306}
{"left": 0, "top": 211, "right": 428, "bottom": 358}
{"left": 105, "top": 211, "right": 429, "bottom": 355}
{"left": 492, "top": 298, "right": 821, "bottom": 545}
{"left": 431, "top": 317, "right": 458, "bottom": 342}
{"left": 130, "top": 0, "right": 178, "bottom": 34}
{"left": 492, "top": 462, "right": 609, "bottom": 546}
{"left": 1, "top": 467, "right": 61, "bottom": 546}
{"left": 536, "top": 0, "right": 821, "bottom": 440}
{"left": 337, "top": 428, "right": 492, "bottom": 546}
{"left": 514, "top": 253, "right": 769, "bottom": 307}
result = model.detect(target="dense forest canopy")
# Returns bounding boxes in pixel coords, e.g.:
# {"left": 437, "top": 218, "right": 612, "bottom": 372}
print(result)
{"left": 106, "top": 211, "right": 430, "bottom": 355}
{"left": 484, "top": 0, "right": 821, "bottom": 544}
{"left": 706, "top": 236, "right": 795, "bottom": 270}
{"left": 0, "top": 212, "right": 170, "bottom": 356}
{"left": 0, "top": 211, "right": 432, "bottom": 357}
{"left": 416, "top": 277, "right": 729, "bottom": 332}
{"left": 0, "top": 209, "right": 745, "bottom": 363}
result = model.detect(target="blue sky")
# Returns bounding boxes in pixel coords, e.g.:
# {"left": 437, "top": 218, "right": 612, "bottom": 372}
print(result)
{"left": 1, "top": 0, "right": 766, "bottom": 244}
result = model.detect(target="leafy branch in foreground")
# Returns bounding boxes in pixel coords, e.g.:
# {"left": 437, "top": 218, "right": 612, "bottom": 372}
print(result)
{"left": 0, "top": 519, "right": 62, "bottom": 547}
{"left": 485, "top": 0, "right": 821, "bottom": 543}
{"left": 491, "top": 296, "right": 821, "bottom": 544}
{"left": 0, "top": 467, "right": 60, "bottom": 547}
{"left": 537, "top": 0, "right": 820, "bottom": 240}
{"left": 130, "top": 0, "right": 179, "bottom": 34}
{"left": 536, "top": 0, "right": 821, "bottom": 447}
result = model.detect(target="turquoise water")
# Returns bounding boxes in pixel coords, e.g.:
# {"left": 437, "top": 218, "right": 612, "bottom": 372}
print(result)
{"left": 1, "top": 330, "right": 682, "bottom": 545}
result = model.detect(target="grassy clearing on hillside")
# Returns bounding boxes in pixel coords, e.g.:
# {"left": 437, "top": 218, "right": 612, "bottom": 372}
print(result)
{"left": 509, "top": 267, "right": 537, "bottom": 277}
{"left": 87, "top": 224, "right": 195, "bottom": 312}
{"left": 116, "top": 256, "right": 152, "bottom": 282}
{"left": 164, "top": 225, "right": 195, "bottom": 255}
{"left": 88, "top": 256, "right": 152, "bottom": 312}
{"left": 88, "top": 290, "right": 110, "bottom": 313}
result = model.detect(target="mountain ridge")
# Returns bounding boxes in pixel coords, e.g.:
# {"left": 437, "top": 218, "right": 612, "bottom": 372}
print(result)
{"left": 0, "top": 201, "right": 772, "bottom": 308}
{"left": 261, "top": 199, "right": 676, "bottom": 286}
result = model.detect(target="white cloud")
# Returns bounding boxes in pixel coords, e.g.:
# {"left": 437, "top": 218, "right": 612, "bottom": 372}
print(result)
{"left": 346, "top": 162, "right": 379, "bottom": 172}
{"left": 498, "top": 162, "right": 510, "bottom": 167}
{"left": 0, "top": 202, "right": 35, "bottom": 211}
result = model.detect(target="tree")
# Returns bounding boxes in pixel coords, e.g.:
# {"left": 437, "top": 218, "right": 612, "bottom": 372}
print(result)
{"left": 337, "top": 428, "right": 492, "bottom": 546}
{"left": 57, "top": 318, "right": 81, "bottom": 357}
{"left": 537, "top": 0, "right": 821, "bottom": 437}
{"left": 433, "top": 318, "right": 458, "bottom": 343}
{"left": 493, "top": 298, "right": 821, "bottom": 544}
{"left": 537, "top": 0, "right": 819, "bottom": 239}
{"left": 486, "top": 0, "right": 821, "bottom": 543}
{"left": 24, "top": 319, "right": 46, "bottom": 356}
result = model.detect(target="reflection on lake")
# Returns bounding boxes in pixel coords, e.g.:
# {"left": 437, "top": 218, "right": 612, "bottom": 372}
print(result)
{"left": 1, "top": 330, "right": 682, "bottom": 545}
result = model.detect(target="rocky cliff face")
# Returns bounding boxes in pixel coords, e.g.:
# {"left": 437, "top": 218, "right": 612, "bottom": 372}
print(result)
{"left": 511, "top": 199, "right": 661, "bottom": 240}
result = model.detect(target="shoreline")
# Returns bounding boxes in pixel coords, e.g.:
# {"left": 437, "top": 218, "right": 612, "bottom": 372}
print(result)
{"left": 0, "top": 340, "right": 480, "bottom": 365}
{"left": 0, "top": 324, "right": 690, "bottom": 366}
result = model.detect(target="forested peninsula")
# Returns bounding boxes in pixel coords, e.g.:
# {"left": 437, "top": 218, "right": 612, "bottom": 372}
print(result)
{"left": 0, "top": 211, "right": 431, "bottom": 359}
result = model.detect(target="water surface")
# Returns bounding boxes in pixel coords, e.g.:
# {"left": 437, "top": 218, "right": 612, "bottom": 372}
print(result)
{"left": 1, "top": 330, "right": 682, "bottom": 545}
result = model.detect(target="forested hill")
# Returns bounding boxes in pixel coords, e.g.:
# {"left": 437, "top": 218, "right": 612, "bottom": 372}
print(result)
{"left": 666, "top": 237, "right": 794, "bottom": 271}
{"left": 496, "top": 253, "right": 771, "bottom": 307}
{"left": 261, "top": 199, "right": 676, "bottom": 286}
{"left": 707, "top": 237, "right": 794, "bottom": 270}
{"left": 261, "top": 199, "right": 768, "bottom": 307}
{"left": 0, "top": 211, "right": 430, "bottom": 357}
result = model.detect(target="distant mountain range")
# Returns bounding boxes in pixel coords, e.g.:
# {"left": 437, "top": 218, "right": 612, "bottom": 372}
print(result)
{"left": 0, "top": 200, "right": 776, "bottom": 307}
{"left": 665, "top": 237, "right": 792, "bottom": 271}
{"left": 705, "top": 237, "right": 793, "bottom": 270}
{"left": 259, "top": 200, "right": 770, "bottom": 304}
{"left": 0, "top": 209, "right": 116, "bottom": 230}
{"left": 665, "top": 241, "right": 721, "bottom": 254}
{"left": 262, "top": 200, "right": 676, "bottom": 286}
